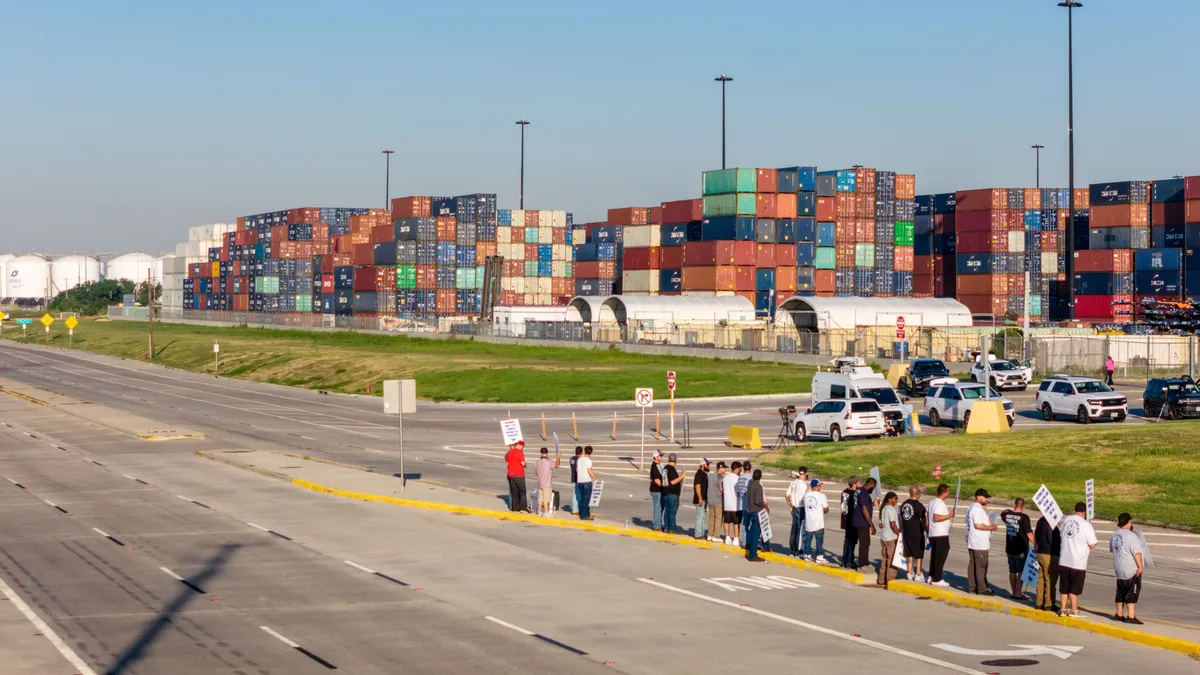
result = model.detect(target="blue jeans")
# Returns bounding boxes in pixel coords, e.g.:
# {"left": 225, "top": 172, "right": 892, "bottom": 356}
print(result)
{"left": 694, "top": 503, "right": 706, "bottom": 538}
{"left": 803, "top": 528, "right": 825, "bottom": 557}
{"left": 905, "top": 412, "right": 916, "bottom": 436}
{"left": 572, "top": 483, "right": 581, "bottom": 513}
{"left": 663, "top": 494, "right": 680, "bottom": 532}
{"left": 746, "top": 512, "right": 763, "bottom": 560}
{"left": 741, "top": 510, "right": 751, "bottom": 546}
{"left": 651, "top": 492, "right": 663, "bottom": 530}
{"left": 789, "top": 508, "right": 805, "bottom": 554}
{"left": 577, "top": 483, "right": 593, "bottom": 519}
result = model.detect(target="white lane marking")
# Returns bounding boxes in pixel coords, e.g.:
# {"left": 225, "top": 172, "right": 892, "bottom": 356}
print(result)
{"left": 367, "top": 448, "right": 386, "bottom": 454}
{"left": 91, "top": 527, "right": 110, "bottom": 538}
{"left": 702, "top": 412, "right": 749, "bottom": 421}
{"left": 42, "top": 499, "right": 57, "bottom": 507}
{"left": 344, "top": 560, "right": 377, "bottom": 574}
{"left": 485, "top": 615, "right": 535, "bottom": 636}
{"left": 260, "top": 625, "right": 301, "bottom": 648}
{"left": 123, "top": 474, "right": 138, "bottom": 481}
{"left": 5, "top": 478, "right": 18, "bottom": 485}
{"left": 1143, "top": 579, "right": 1200, "bottom": 593}
{"left": 176, "top": 495, "right": 194, "bottom": 503}
{"left": 159, "top": 566, "right": 184, "bottom": 582}
{"left": 0, "top": 575, "right": 99, "bottom": 675}
{"left": 638, "top": 578, "right": 986, "bottom": 674}
{"left": 247, "top": 522, "right": 271, "bottom": 532}
{"left": 299, "top": 435, "right": 315, "bottom": 440}
{"left": 931, "top": 644, "right": 1081, "bottom": 660}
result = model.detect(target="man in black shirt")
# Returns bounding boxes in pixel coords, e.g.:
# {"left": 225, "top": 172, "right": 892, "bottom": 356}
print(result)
{"left": 569, "top": 447, "right": 583, "bottom": 513}
{"left": 840, "top": 477, "right": 860, "bottom": 568}
{"left": 1035, "top": 513, "right": 1062, "bottom": 612}
{"left": 900, "top": 485, "right": 928, "bottom": 582}
{"left": 649, "top": 450, "right": 664, "bottom": 531}
{"left": 693, "top": 458, "right": 710, "bottom": 539}
{"left": 1001, "top": 498, "right": 1035, "bottom": 599}
{"left": 661, "top": 453, "right": 685, "bottom": 533}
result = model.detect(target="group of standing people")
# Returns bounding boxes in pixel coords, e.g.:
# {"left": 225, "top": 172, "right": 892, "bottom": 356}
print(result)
{"left": 504, "top": 441, "right": 598, "bottom": 520}
{"left": 689, "top": 458, "right": 771, "bottom": 561}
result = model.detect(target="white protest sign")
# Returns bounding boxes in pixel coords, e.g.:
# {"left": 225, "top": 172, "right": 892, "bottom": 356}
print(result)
{"left": 1136, "top": 530, "right": 1155, "bottom": 569}
{"left": 1085, "top": 479, "right": 1095, "bottom": 521}
{"left": 950, "top": 477, "right": 962, "bottom": 527}
{"left": 758, "top": 510, "right": 773, "bottom": 541}
{"left": 892, "top": 533, "right": 908, "bottom": 571}
{"left": 553, "top": 432, "right": 560, "bottom": 458}
{"left": 1019, "top": 547, "right": 1040, "bottom": 588}
{"left": 589, "top": 480, "right": 604, "bottom": 507}
{"left": 869, "top": 466, "right": 882, "bottom": 503}
{"left": 500, "top": 419, "right": 523, "bottom": 446}
{"left": 1032, "top": 484, "right": 1063, "bottom": 529}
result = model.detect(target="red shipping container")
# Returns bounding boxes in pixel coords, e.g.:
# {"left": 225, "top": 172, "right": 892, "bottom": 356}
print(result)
{"left": 1074, "top": 294, "right": 1120, "bottom": 320}
{"left": 416, "top": 265, "right": 436, "bottom": 289}
{"left": 371, "top": 225, "right": 392, "bottom": 243}
{"left": 392, "top": 196, "right": 431, "bottom": 219}
{"left": 956, "top": 275, "right": 996, "bottom": 296}
{"left": 734, "top": 266, "right": 756, "bottom": 292}
{"left": 622, "top": 247, "right": 657, "bottom": 270}
{"left": 835, "top": 243, "right": 855, "bottom": 267}
{"left": 835, "top": 220, "right": 855, "bottom": 243}
{"left": 774, "top": 192, "right": 798, "bottom": 218}
{"left": 526, "top": 211, "right": 541, "bottom": 228}
{"left": 955, "top": 210, "right": 1007, "bottom": 233}
{"left": 775, "top": 244, "right": 797, "bottom": 267}
{"left": 956, "top": 231, "right": 1001, "bottom": 254}
{"left": 575, "top": 261, "right": 601, "bottom": 278}
{"left": 660, "top": 245, "right": 683, "bottom": 269}
{"left": 598, "top": 261, "right": 618, "bottom": 279}
{"left": 955, "top": 189, "right": 1006, "bottom": 212}
{"left": 236, "top": 216, "right": 245, "bottom": 231}
{"left": 1024, "top": 188, "right": 1042, "bottom": 210}
{"left": 552, "top": 228, "right": 566, "bottom": 244}
{"left": 815, "top": 270, "right": 836, "bottom": 293}
{"left": 436, "top": 217, "right": 457, "bottom": 242}
{"left": 1007, "top": 210, "right": 1025, "bottom": 230}
{"left": 681, "top": 266, "right": 735, "bottom": 291}
{"left": 648, "top": 206, "right": 663, "bottom": 225}
{"left": 756, "top": 168, "right": 777, "bottom": 193}
{"left": 756, "top": 194, "right": 776, "bottom": 219}
{"left": 957, "top": 294, "right": 1007, "bottom": 316}
{"left": 855, "top": 193, "right": 874, "bottom": 218}
{"left": 913, "top": 273, "right": 933, "bottom": 295}
{"left": 662, "top": 199, "right": 703, "bottom": 224}
{"left": 896, "top": 174, "right": 916, "bottom": 200}
{"left": 1186, "top": 177, "right": 1200, "bottom": 200}
{"left": 855, "top": 219, "right": 874, "bottom": 242}
{"left": 816, "top": 197, "right": 836, "bottom": 222}
{"left": 755, "top": 243, "right": 776, "bottom": 268}
{"left": 510, "top": 226, "right": 525, "bottom": 243}
{"left": 525, "top": 243, "right": 539, "bottom": 260}
{"left": 1074, "top": 188, "right": 1090, "bottom": 209}
{"left": 321, "top": 277, "right": 333, "bottom": 293}
{"left": 353, "top": 267, "right": 378, "bottom": 291}
{"left": 682, "top": 241, "right": 735, "bottom": 266}
{"left": 504, "top": 259, "right": 523, "bottom": 276}
{"left": 1074, "top": 249, "right": 1132, "bottom": 273}
{"left": 353, "top": 243, "right": 374, "bottom": 266}
{"left": 1151, "top": 202, "right": 1186, "bottom": 225}
{"left": 1091, "top": 204, "right": 1148, "bottom": 228}
{"left": 836, "top": 193, "right": 855, "bottom": 217}
{"left": 1186, "top": 200, "right": 1200, "bottom": 222}
{"left": 436, "top": 289, "right": 456, "bottom": 314}
{"left": 894, "top": 246, "right": 913, "bottom": 271}
{"left": 1008, "top": 274, "right": 1025, "bottom": 296}
{"left": 856, "top": 167, "right": 876, "bottom": 192}
{"left": 1042, "top": 231, "right": 1059, "bottom": 253}
{"left": 776, "top": 266, "right": 797, "bottom": 293}
{"left": 607, "top": 207, "right": 649, "bottom": 226}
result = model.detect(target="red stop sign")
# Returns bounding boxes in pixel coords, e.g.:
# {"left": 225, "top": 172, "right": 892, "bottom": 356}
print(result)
{"left": 896, "top": 316, "right": 906, "bottom": 330}
{"left": 667, "top": 371, "right": 676, "bottom": 391}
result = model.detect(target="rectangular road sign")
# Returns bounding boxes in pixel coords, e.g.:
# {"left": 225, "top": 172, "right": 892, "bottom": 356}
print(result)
{"left": 15, "top": 319, "right": 32, "bottom": 325}
{"left": 383, "top": 379, "right": 417, "bottom": 415}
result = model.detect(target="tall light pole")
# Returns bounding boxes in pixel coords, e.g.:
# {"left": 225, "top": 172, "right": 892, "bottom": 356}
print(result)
{"left": 1031, "top": 144, "right": 1044, "bottom": 188}
{"left": 382, "top": 149, "right": 394, "bottom": 210}
{"left": 1059, "top": 1, "right": 1082, "bottom": 320}
{"left": 515, "top": 120, "right": 530, "bottom": 209}
{"left": 714, "top": 75, "right": 733, "bottom": 169}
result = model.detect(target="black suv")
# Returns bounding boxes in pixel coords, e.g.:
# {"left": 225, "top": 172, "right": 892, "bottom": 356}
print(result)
{"left": 1143, "top": 377, "right": 1200, "bottom": 420}
{"left": 902, "top": 358, "right": 951, "bottom": 396}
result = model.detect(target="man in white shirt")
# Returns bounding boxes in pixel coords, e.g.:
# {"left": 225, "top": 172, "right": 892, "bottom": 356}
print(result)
{"left": 1058, "top": 502, "right": 1099, "bottom": 618}
{"left": 966, "top": 488, "right": 999, "bottom": 595}
{"left": 721, "top": 462, "right": 742, "bottom": 545}
{"left": 802, "top": 479, "right": 830, "bottom": 563}
{"left": 926, "top": 483, "right": 955, "bottom": 587}
{"left": 786, "top": 467, "right": 809, "bottom": 557}
{"left": 575, "top": 447, "right": 598, "bottom": 521}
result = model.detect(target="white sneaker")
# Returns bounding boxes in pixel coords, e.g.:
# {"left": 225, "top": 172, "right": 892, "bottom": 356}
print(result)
{"left": 815, "top": 555, "right": 829, "bottom": 564}
{"left": 724, "top": 536, "right": 733, "bottom": 546}
{"left": 933, "top": 580, "right": 950, "bottom": 588}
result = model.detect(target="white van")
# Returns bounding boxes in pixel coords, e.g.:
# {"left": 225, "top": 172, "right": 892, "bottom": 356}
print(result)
{"left": 810, "top": 357, "right": 906, "bottom": 433}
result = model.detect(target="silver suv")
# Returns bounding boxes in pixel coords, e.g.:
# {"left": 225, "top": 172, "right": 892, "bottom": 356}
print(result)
{"left": 1035, "top": 375, "right": 1128, "bottom": 424}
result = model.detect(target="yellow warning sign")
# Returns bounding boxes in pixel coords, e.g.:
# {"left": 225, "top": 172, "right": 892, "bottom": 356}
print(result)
{"left": 65, "top": 316, "right": 79, "bottom": 330}
{"left": 40, "top": 314, "right": 54, "bottom": 327}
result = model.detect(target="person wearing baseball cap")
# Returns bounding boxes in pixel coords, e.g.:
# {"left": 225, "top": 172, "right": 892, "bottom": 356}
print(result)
{"left": 693, "top": 458, "right": 711, "bottom": 540}
{"left": 649, "top": 450, "right": 665, "bottom": 531}
{"left": 504, "top": 440, "right": 528, "bottom": 513}
{"left": 786, "top": 467, "right": 810, "bottom": 557}
{"left": 967, "top": 488, "right": 999, "bottom": 595}
{"left": 661, "top": 453, "right": 686, "bottom": 533}
{"left": 802, "top": 478, "right": 829, "bottom": 563}
{"left": 706, "top": 461, "right": 725, "bottom": 542}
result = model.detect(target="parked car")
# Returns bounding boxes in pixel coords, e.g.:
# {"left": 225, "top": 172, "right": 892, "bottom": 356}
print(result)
{"left": 924, "top": 382, "right": 1016, "bottom": 428}
{"left": 900, "top": 358, "right": 954, "bottom": 397}
{"left": 794, "top": 398, "right": 885, "bottom": 443}
{"left": 1007, "top": 359, "right": 1033, "bottom": 384}
{"left": 812, "top": 357, "right": 906, "bottom": 433}
{"left": 1035, "top": 375, "right": 1127, "bottom": 424}
{"left": 969, "top": 357, "right": 1030, "bottom": 391}
{"left": 1142, "top": 377, "right": 1200, "bottom": 420}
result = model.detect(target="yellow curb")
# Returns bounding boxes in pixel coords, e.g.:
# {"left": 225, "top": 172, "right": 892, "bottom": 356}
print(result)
{"left": 887, "top": 580, "right": 1200, "bottom": 659}
{"left": 290, "top": 477, "right": 866, "bottom": 586}
{"left": 0, "top": 388, "right": 46, "bottom": 406}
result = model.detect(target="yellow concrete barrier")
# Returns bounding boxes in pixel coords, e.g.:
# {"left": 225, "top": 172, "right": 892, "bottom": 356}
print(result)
{"left": 727, "top": 425, "right": 763, "bottom": 450}
{"left": 886, "top": 363, "right": 906, "bottom": 388}
{"left": 908, "top": 412, "right": 921, "bottom": 434}
{"left": 965, "top": 400, "right": 1009, "bottom": 434}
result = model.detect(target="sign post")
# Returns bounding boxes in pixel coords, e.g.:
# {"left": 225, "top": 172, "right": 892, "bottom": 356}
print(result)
{"left": 635, "top": 387, "right": 654, "bottom": 470}
{"left": 17, "top": 318, "right": 31, "bottom": 337}
{"left": 65, "top": 316, "right": 78, "bottom": 347}
{"left": 213, "top": 342, "right": 220, "bottom": 372}
{"left": 383, "top": 379, "right": 417, "bottom": 489}
{"left": 41, "top": 313, "right": 53, "bottom": 344}
{"left": 667, "top": 371, "right": 676, "bottom": 442}
{"left": 1085, "top": 479, "right": 1095, "bottom": 521}
{"left": 896, "top": 316, "right": 906, "bottom": 362}
{"left": 951, "top": 476, "right": 962, "bottom": 528}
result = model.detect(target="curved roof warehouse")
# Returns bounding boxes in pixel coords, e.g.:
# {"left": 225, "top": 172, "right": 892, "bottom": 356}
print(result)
{"left": 776, "top": 296, "right": 974, "bottom": 331}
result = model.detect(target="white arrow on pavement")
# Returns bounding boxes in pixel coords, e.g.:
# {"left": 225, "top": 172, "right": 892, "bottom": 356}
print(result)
{"left": 931, "top": 644, "right": 1082, "bottom": 660}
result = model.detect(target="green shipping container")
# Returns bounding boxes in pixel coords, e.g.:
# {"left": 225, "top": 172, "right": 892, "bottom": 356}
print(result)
{"left": 855, "top": 243, "right": 875, "bottom": 268}
{"left": 815, "top": 247, "right": 836, "bottom": 270}
{"left": 702, "top": 193, "right": 757, "bottom": 218}
{"left": 702, "top": 168, "right": 757, "bottom": 195}
{"left": 524, "top": 227, "right": 539, "bottom": 243}
{"left": 476, "top": 265, "right": 485, "bottom": 289}
{"left": 895, "top": 221, "right": 915, "bottom": 247}
{"left": 258, "top": 275, "right": 279, "bottom": 294}
{"left": 1029, "top": 295, "right": 1042, "bottom": 316}
{"left": 524, "top": 260, "right": 538, "bottom": 277}
{"left": 396, "top": 265, "right": 416, "bottom": 289}
{"left": 295, "top": 295, "right": 313, "bottom": 312}
{"left": 455, "top": 268, "right": 476, "bottom": 289}
{"left": 563, "top": 261, "right": 573, "bottom": 278}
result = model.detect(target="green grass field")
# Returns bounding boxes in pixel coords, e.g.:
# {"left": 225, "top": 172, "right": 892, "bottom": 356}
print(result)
{"left": 0, "top": 318, "right": 814, "bottom": 403}
{"left": 759, "top": 423, "right": 1200, "bottom": 529}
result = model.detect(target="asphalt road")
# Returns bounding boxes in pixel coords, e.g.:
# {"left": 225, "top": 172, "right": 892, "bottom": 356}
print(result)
{"left": 0, "top": 341, "right": 1197, "bottom": 673}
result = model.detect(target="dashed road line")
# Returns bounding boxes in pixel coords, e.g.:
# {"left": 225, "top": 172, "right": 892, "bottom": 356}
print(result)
{"left": 159, "top": 566, "right": 207, "bottom": 594}
{"left": 260, "top": 626, "right": 337, "bottom": 669}
{"left": 91, "top": 527, "right": 125, "bottom": 547}
{"left": 42, "top": 498, "right": 69, "bottom": 514}
{"left": 176, "top": 495, "right": 212, "bottom": 509}
{"left": 485, "top": 616, "right": 589, "bottom": 655}
{"left": 7, "top": 478, "right": 26, "bottom": 490}
{"left": 342, "top": 560, "right": 410, "bottom": 587}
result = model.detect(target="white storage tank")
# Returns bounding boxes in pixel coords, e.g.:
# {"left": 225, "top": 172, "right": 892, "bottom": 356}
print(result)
{"left": 105, "top": 252, "right": 156, "bottom": 284}
{"left": 0, "top": 253, "right": 15, "bottom": 298}
{"left": 6, "top": 255, "right": 51, "bottom": 299}
{"left": 50, "top": 255, "right": 102, "bottom": 294}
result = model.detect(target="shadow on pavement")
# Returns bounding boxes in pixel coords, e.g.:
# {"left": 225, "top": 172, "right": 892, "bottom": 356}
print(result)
{"left": 104, "top": 543, "right": 241, "bottom": 675}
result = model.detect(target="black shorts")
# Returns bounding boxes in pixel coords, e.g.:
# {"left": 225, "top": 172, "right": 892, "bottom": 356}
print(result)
{"left": 723, "top": 510, "right": 740, "bottom": 524}
{"left": 1007, "top": 553, "right": 1026, "bottom": 574}
{"left": 903, "top": 535, "right": 926, "bottom": 559}
{"left": 1116, "top": 575, "right": 1142, "bottom": 604}
{"left": 1059, "top": 566, "right": 1087, "bottom": 596}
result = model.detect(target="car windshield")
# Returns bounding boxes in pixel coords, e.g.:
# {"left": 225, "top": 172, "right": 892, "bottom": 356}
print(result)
{"left": 850, "top": 401, "right": 880, "bottom": 413}
{"left": 859, "top": 387, "right": 900, "bottom": 405}
{"left": 913, "top": 361, "right": 948, "bottom": 375}
{"left": 1166, "top": 382, "right": 1200, "bottom": 395}
{"left": 1075, "top": 381, "right": 1112, "bottom": 394}
{"left": 985, "top": 361, "right": 1016, "bottom": 371}
{"left": 960, "top": 385, "right": 1000, "bottom": 399}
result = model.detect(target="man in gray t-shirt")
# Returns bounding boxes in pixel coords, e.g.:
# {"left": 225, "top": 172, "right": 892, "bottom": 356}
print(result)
{"left": 1109, "top": 513, "right": 1145, "bottom": 624}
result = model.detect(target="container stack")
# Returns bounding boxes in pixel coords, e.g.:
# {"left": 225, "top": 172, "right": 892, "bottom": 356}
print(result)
{"left": 658, "top": 199, "right": 704, "bottom": 296}
{"left": 617, "top": 207, "right": 661, "bottom": 295}
{"left": 1071, "top": 181, "right": 1146, "bottom": 322}
{"left": 494, "top": 207, "right": 573, "bottom": 308}
{"left": 573, "top": 220, "right": 622, "bottom": 296}
{"left": 914, "top": 193, "right": 957, "bottom": 297}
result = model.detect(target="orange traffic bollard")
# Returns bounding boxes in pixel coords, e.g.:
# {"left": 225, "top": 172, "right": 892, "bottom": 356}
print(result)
{"left": 572, "top": 412, "right": 578, "bottom": 441}
{"left": 541, "top": 413, "right": 547, "bottom": 441}
{"left": 611, "top": 411, "right": 617, "bottom": 440}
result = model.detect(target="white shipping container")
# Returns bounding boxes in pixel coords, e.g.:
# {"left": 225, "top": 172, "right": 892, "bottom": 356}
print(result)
{"left": 512, "top": 210, "right": 526, "bottom": 228}
{"left": 623, "top": 225, "right": 661, "bottom": 249}
{"left": 504, "top": 243, "right": 521, "bottom": 260}
{"left": 1042, "top": 252, "right": 1058, "bottom": 274}
{"left": 537, "top": 277, "right": 552, "bottom": 294}
{"left": 512, "top": 277, "right": 526, "bottom": 294}
{"left": 572, "top": 227, "right": 587, "bottom": 244}
{"left": 175, "top": 242, "right": 189, "bottom": 257}
{"left": 550, "top": 211, "right": 566, "bottom": 228}
{"left": 538, "top": 226, "right": 553, "bottom": 244}
{"left": 1007, "top": 231, "right": 1025, "bottom": 253}
{"left": 622, "top": 270, "right": 660, "bottom": 293}
{"left": 523, "top": 292, "right": 536, "bottom": 305}
{"left": 552, "top": 261, "right": 569, "bottom": 278}
{"left": 497, "top": 226, "right": 511, "bottom": 244}
{"left": 552, "top": 244, "right": 569, "bottom": 261}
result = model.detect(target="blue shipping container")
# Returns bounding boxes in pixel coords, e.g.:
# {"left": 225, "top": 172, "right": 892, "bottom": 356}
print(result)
{"left": 1152, "top": 225, "right": 1185, "bottom": 249}
{"left": 816, "top": 172, "right": 837, "bottom": 197}
{"left": 754, "top": 291, "right": 774, "bottom": 317}
{"left": 1134, "top": 271, "right": 1182, "bottom": 296}
{"left": 796, "top": 192, "right": 816, "bottom": 217}
{"left": 776, "top": 218, "right": 798, "bottom": 243}
{"left": 1153, "top": 178, "right": 1186, "bottom": 203}
{"left": 796, "top": 217, "right": 816, "bottom": 242}
{"left": 701, "top": 216, "right": 756, "bottom": 241}
{"left": 660, "top": 223, "right": 689, "bottom": 246}
{"left": 432, "top": 197, "right": 456, "bottom": 217}
{"left": 1135, "top": 248, "right": 1182, "bottom": 271}
{"left": 775, "top": 168, "right": 798, "bottom": 193}
{"left": 756, "top": 218, "right": 777, "bottom": 243}
{"left": 1074, "top": 273, "right": 1115, "bottom": 295}
{"left": 957, "top": 253, "right": 992, "bottom": 275}
{"left": 1090, "top": 181, "right": 1149, "bottom": 206}
{"left": 796, "top": 243, "right": 816, "bottom": 267}
{"left": 816, "top": 222, "right": 836, "bottom": 247}
{"left": 660, "top": 269, "right": 682, "bottom": 292}
{"left": 755, "top": 268, "right": 776, "bottom": 291}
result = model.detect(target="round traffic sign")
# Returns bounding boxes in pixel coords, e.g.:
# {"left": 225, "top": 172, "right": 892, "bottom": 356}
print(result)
{"left": 896, "top": 316, "right": 906, "bottom": 330}
{"left": 635, "top": 388, "right": 654, "bottom": 408}
{"left": 667, "top": 371, "right": 676, "bottom": 391}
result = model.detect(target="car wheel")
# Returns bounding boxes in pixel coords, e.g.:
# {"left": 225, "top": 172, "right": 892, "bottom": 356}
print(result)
{"left": 1168, "top": 404, "right": 1179, "bottom": 421}
{"left": 928, "top": 409, "right": 942, "bottom": 427}
{"left": 1077, "top": 406, "right": 1091, "bottom": 424}
{"left": 969, "top": 374, "right": 977, "bottom": 383}
{"left": 1041, "top": 403, "right": 1054, "bottom": 421}
{"left": 829, "top": 425, "right": 842, "bottom": 442}
{"left": 963, "top": 410, "right": 972, "bottom": 428}
{"left": 1116, "top": 412, "right": 1127, "bottom": 422}
{"left": 1019, "top": 385, "right": 1027, "bottom": 391}
{"left": 796, "top": 423, "right": 807, "bottom": 442}
{"left": 989, "top": 377, "right": 998, "bottom": 391}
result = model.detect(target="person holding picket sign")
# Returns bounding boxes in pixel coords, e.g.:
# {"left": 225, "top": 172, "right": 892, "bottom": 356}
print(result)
{"left": 877, "top": 492, "right": 901, "bottom": 587}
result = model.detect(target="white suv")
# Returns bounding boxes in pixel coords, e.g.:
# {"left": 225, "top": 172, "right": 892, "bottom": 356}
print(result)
{"left": 925, "top": 382, "right": 1016, "bottom": 428}
{"left": 795, "top": 398, "right": 885, "bottom": 443}
{"left": 970, "top": 358, "right": 1030, "bottom": 391}
{"left": 1036, "top": 375, "right": 1127, "bottom": 424}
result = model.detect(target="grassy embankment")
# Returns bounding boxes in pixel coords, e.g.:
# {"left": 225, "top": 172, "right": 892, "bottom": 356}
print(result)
{"left": 760, "top": 422, "right": 1200, "bottom": 529}
{"left": 0, "top": 318, "right": 814, "bottom": 403}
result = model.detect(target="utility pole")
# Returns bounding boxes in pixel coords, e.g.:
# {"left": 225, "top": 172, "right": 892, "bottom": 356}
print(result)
{"left": 515, "top": 120, "right": 530, "bottom": 209}
{"left": 1059, "top": 1, "right": 1082, "bottom": 320}
{"left": 1031, "top": 144, "right": 1044, "bottom": 188}
{"left": 147, "top": 268, "right": 154, "bottom": 359}
{"left": 382, "top": 149, "right": 394, "bottom": 210}
{"left": 714, "top": 75, "right": 733, "bottom": 169}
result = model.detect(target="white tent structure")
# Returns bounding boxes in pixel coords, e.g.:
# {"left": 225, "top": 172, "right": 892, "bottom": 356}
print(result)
{"left": 565, "top": 295, "right": 756, "bottom": 324}
{"left": 776, "top": 296, "right": 973, "bottom": 331}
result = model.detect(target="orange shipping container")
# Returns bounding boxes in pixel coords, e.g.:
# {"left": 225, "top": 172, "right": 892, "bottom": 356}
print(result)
{"left": 756, "top": 168, "right": 777, "bottom": 193}
{"left": 681, "top": 266, "right": 736, "bottom": 291}
{"left": 836, "top": 193, "right": 855, "bottom": 217}
{"left": 776, "top": 266, "right": 797, "bottom": 293}
{"left": 855, "top": 219, "right": 874, "bottom": 242}
{"left": 607, "top": 207, "right": 649, "bottom": 226}
{"left": 353, "top": 243, "right": 374, "bottom": 266}
{"left": 371, "top": 225, "right": 392, "bottom": 244}
{"left": 436, "top": 217, "right": 456, "bottom": 242}
{"left": 815, "top": 270, "right": 836, "bottom": 293}
{"left": 416, "top": 265, "right": 437, "bottom": 289}
{"left": 734, "top": 267, "right": 756, "bottom": 292}
{"left": 856, "top": 167, "right": 876, "bottom": 192}
{"left": 776, "top": 244, "right": 797, "bottom": 267}
{"left": 1074, "top": 188, "right": 1090, "bottom": 209}
{"left": 835, "top": 220, "right": 855, "bottom": 243}
{"left": 855, "top": 193, "right": 874, "bottom": 218}
{"left": 896, "top": 174, "right": 916, "bottom": 200}
{"left": 1090, "top": 204, "right": 1148, "bottom": 228}
{"left": 893, "top": 246, "right": 913, "bottom": 271}
{"left": 392, "top": 196, "right": 432, "bottom": 219}
{"left": 774, "top": 192, "right": 798, "bottom": 218}
{"left": 835, "top": 243, "right": 855, "bottom": 267}
{"left": 755, "top": 243, "right": 776, "bottom": 268}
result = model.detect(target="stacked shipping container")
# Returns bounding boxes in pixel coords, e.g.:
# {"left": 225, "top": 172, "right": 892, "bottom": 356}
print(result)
{"left": 914, "top": 193, "right": 957, "bottom": 297}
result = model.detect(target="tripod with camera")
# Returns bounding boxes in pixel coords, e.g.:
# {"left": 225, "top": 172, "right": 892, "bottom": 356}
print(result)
{"left": 775, "top": 405, "right": 797, "bottom": 451}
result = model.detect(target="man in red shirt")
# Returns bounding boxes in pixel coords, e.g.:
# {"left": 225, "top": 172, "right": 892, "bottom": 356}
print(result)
{"left": 505, "top": 441, "right": 529, "bottom": 512}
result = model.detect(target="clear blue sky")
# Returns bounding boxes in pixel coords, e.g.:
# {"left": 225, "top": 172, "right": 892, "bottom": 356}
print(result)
{"left": 2, "top": 0, "right": 1197, "bottom": 253}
